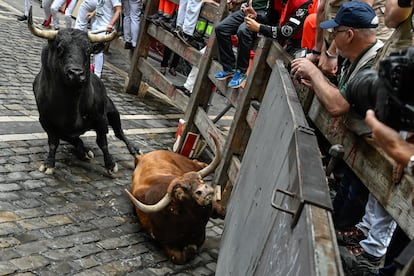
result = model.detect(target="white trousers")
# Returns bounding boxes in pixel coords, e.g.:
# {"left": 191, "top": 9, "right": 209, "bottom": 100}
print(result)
{"left": 64, "top": 0, "right": 79, "bottom": 28}
{"left": 51, "top": 0, "right": 79, "bottom": 29}
{"left": 74, "top": 0, "right": 98, "bottom": 31}
{"left": 24, "top": 0, "right": 33, "bottom": 16}
{"left": 176, "top": 0, "right": 203, "bottom": 36}
{"left": 356, "top": 193, "right": 397, "bottom": 257}
{"left": 41, "top": 0, "right": 52, "bottom": 21}
{"left": 184, "top": 47, "right": 206, "bottom": 92}
{"left": 122, "top": 0, "right": 142, "bottom": 47}
{"left": 94, "top": 52, "right": 104, "bottom": 78}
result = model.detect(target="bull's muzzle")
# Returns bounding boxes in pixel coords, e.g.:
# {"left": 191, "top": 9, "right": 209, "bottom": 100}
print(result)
{"left": 67, "top": 67, "right": 87, "bottom": 83}
{"left": 194, "top": 184, "right": 214, "bottom": 206}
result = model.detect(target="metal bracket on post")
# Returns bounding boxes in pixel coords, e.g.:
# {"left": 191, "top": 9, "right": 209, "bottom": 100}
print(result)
{"left": 271, "top": 188, "right": 304, "bottom": 228}
{"left": 270, "top": 125, "right": 332, "bottom": 228}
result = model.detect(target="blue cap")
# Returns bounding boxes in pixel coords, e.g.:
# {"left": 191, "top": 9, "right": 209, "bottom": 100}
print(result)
{"left": 320, "top": 1, "right": 379, "bottom": 29}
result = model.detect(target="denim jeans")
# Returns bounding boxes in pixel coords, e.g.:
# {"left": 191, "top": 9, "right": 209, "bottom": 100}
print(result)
{"left": 215, "top": 9, "right": 266, "bottom": 73}
{"left": 357, "top": 193, "right": 397, "bottom": 257}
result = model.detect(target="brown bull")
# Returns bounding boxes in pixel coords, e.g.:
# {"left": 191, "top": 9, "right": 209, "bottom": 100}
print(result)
{"left": 125, "top": 136, "right": 225, "bottom": 264}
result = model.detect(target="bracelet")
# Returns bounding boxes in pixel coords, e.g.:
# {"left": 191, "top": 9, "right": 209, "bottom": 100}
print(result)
{"left": 325, "top": 50, "right": 338, "bottom": 59}
{"left": 312, "top": 49, "right": 321, "bottom": 55}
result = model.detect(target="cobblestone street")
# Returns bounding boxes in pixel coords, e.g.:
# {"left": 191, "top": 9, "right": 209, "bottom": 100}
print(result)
{"left": 0, "top": 1, "right": 224, "bottom": 275}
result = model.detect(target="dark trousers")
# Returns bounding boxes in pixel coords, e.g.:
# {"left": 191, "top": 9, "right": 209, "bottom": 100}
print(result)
{"left": 161, "top": 47, "right": 180, "bottom": 68}
{"left": 215, "top": 10, "right": 266, "bottom": 73}
{"left": 332, "top": 166, "right": 369, "bottom": 229}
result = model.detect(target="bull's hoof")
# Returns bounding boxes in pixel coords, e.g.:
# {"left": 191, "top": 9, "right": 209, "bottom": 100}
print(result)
{"left": 107, "top": 163, "right": 118, "bottom": 175}
{"left": 39, "top": 164, "right": 54, "bottom": 174}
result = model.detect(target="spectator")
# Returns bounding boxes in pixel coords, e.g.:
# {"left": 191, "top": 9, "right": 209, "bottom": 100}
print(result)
{"left": 160, "top": 47, "right": 181, "bottom": 76}
{"left": 147, "top": 0, "right": 177, "bottom": 27}
{"left": 74, "top": 0, "right": 99, "bottom": 31}
{"left": 310, "top": 0, "right": 393, "bottom": 77}
{"left": 17, "top": 0, "right": 33, "bottom": 21}
{"left": 87, "top": 0, "right": 122, "bottom": 78}
{"left": 214, "top": 0, "right": 269, "bottom": 89}
{"left": 122, "top": 0, "right": 143, "bottom": 51}
{"left": 291, "top": 2, "right": 393, "bottom": 274}
{"left": 300, "top": 0, "right": 318, "bottom": 51}
{"left": 244, "top": 0, "right": 314, "bottom": 56}
{"left": 174, "top": 0, "right": 204, "bottom": 46}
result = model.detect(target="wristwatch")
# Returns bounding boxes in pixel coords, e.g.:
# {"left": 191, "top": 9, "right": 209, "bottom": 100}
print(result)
{"left": 406, "top": 155, "right": 414, "bottom": 175}
{"left": 325, "top": 50, "right": 338, "bottom": 59}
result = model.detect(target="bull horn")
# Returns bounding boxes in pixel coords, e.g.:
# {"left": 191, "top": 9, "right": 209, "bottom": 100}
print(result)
{"left": 198, "top": 134, "right": 221, "bottom": 178}
{"left": 88, "top": 29, "right": 118, "bottom": 43}
{"left": 124, "top": 189, "right": 172, "bottom": 213}
{"left": 27, "top": 7, "right": 58, "bottom": 40}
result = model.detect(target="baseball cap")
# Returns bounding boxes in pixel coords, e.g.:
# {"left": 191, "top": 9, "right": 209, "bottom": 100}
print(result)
{"left": 320, "top": 1, "right": 379, "bottom": 29}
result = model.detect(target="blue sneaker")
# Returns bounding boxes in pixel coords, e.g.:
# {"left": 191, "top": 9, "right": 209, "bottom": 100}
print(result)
{"left": 215, "top": 70, "right": 234, "bottom": 80}
{"left": 228, "top": 71, "right": 247, "bottom": 88}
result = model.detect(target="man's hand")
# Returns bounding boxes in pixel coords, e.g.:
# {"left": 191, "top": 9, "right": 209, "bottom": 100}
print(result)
{"left": 290, "top": 58, "right": 319, "bottom": 87}
{"left": 245, "top": 16, "right": 260, "bottom": 32}
{"left": 241, "top": 0, "right": 257, "bottom": 19}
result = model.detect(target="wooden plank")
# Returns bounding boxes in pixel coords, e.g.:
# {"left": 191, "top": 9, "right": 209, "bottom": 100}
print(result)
{"left": 246, "top": 101, "right": 260, "bottom": 129}
{"left": 214, "top": 38, "right": 273, "bottom": 187}
{"left": 138, "top": 58, "right": 189, "bottom": 110}
{"left": 194, "top": 106, "right": 226, "bottom": 147}
{"left": 208, "top": 60, "right": 243, "bottom": 108}
{"left": 147, "top": 24, "right": 202, "bottom": 66}
{"left": 308, "top": 98, "right": 414, "bottom": 239}
{"left": 266, "top": 41, "right": 292, "bottom": 68}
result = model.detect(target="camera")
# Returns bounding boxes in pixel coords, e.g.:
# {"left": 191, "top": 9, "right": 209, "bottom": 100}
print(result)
{"left": 346, "top": 46, "right": 414, "bottom": 131}
{"left": 398, "top": 0, "right": 412, "bottom": 7}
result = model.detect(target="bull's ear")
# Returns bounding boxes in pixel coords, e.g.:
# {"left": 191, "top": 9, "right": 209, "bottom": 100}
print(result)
{"left": 92, "top": 43, "right": 106, "bottom": 54}
{"left": 171, "top": 183, "right": 190, "bottom": 201}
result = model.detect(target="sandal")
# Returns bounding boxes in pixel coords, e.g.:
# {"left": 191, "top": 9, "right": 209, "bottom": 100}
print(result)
{"left": 336, "top": 227, "right": 366, "bottom": 246}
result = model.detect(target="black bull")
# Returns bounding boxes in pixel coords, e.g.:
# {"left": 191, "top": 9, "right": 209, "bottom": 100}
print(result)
{"left": 28, "top": 9, "right": 138, "bottom": 175}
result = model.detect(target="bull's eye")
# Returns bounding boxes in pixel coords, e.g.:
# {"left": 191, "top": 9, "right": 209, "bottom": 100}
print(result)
{"left": 57, "top": 45, "right": 65, "bottom": 58}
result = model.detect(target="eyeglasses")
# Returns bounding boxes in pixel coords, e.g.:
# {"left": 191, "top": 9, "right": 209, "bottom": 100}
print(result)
{"left": 329, "top": 28, "right": 350, "bottom": 38}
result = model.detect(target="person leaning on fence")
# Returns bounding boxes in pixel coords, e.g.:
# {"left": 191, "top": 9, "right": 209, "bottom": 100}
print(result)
{"left": 74, "top": 0, "right": 99, "bottom": 31}
{"left": 87, "top": 0, "right": 122, "bottom": 78}
{"left": 244, "top": 0, "right": 314, "bottom": 56}
{"left": 214, "top": 0, "right": 270, "bottom": 89}
{"left": 290, "top": 2, "right": 399, "bottom": 275}
{"left": 122, "top": 0, "right": 143, "bottom": 52}
{"left": 307, "top": 0, "right": 393, "bottom": 79}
